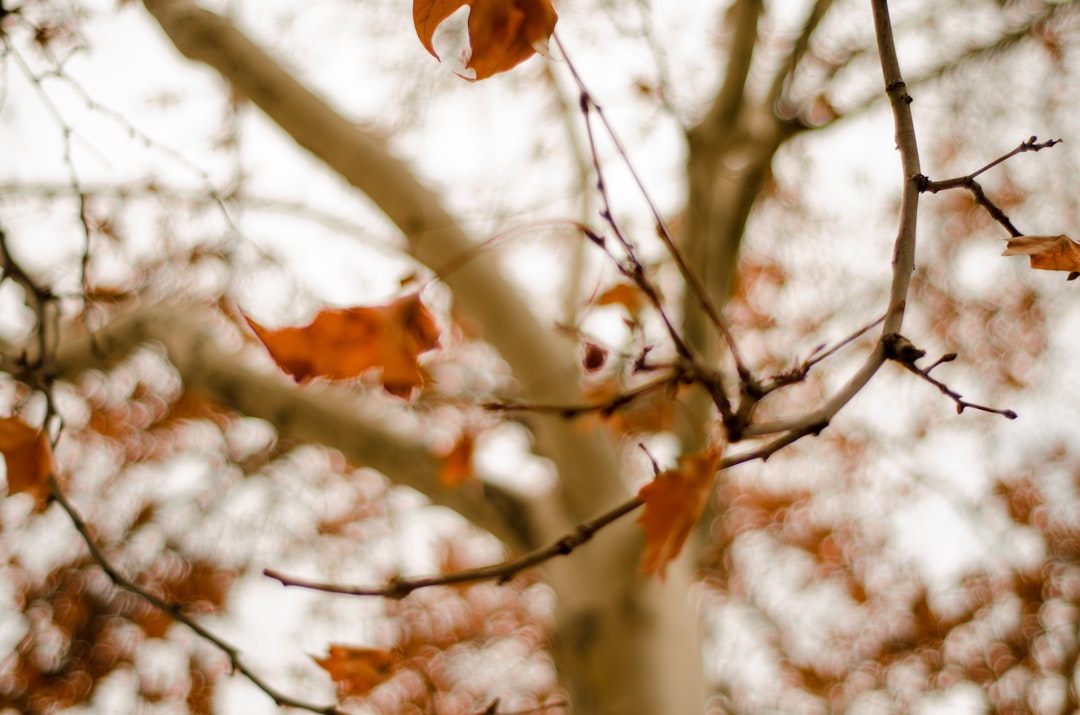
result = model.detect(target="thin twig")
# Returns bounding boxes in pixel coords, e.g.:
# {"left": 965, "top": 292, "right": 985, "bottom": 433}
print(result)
{"left": 543, "top": 62, "right": 598, "bottom": 325}
{"left": 568, "top": 69, "right": 736, "bottom": 423}
{"left": 434, "top": 219, "right": 599, "bottom": 281}
{"left": 970, "top": 135, "right": 1061, "bottom": 179}
{"left": 760, "top": 312, "right": 887, "bottom": 395}
{"left": 630, "top": 0, "right": 682, "bottom": 122}
{"left": 48, "top": 475, "right": 346, "bottom": 715}
{"left": 2, "top": 37, "right": 94, "bottom": 297}
{"left": 265, "top": 497, "right": 644, "bottom": 598}
{"left": 883, "top": 334, "right": 1018, "bottom": 419}
{"left": 919, "top": 136, "right": 1062, "bottom": 238}
{"left": 731, "top": 2, "right": 929, "bottom": 450}
{"left": 554, "top": 34, "right": 749, "bottom": 387}
{"left": 483, "top": 370, "right": 685, "bottom": 419}
{"left": 767, "top": 0, "right": 835, "bottom": 113}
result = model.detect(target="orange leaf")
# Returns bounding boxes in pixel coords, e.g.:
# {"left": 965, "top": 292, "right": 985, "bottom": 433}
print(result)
{"left": 438, "top": 432, "right": 475, "bottom": 487}
{"left": 637, "top": 445, "right": 723, "bottom": 579}
{"left": 246, "top": 293, "right": 440, "bottom": 397}
{"left": 595, "top": 282, "right": 646, "bottom": 318}
{"left": 1002, "top": 234, "right": 1080, "bottom": 274}
{"left": 0, "top": 416, "right": 56, "bottom": 511}
{"left": 313, "top": 645, "right": 397, "bottom": 697}
{"left": 413, "top": 0, "right": 557, "bottom": 80}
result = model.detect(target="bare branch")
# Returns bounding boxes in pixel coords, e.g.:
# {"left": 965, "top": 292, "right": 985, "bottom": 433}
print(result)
{"left": 919, "top": 136, "right": 1063, "bottom": 237}
{"left": 767, "top": 0, "right": 835, "bottom": 112}
{"left": 555, "top": 37, "right": 747, "bottom": 421}
{"left": 483, "top": 369, "right": 686, "bottom": 420}
{"left": 704, "top": 0, "right": 763, "bottom": 134}
{"left": 46, "top": 301, "right": 532, "bottom": 549}
{"left": 140, "top": 0, "right": 627, "bottom": 536}
{"left": 883, "top": 334, "right": 1018, "bottom": 419}
{"left": 48, "top": 475, "right": 346, "bottom": 715}
{"left": 265, "top": 496, "right": 644, "bottom": 598}
{"left": 806, "top": 2, "right": 1077, "bottom": 131}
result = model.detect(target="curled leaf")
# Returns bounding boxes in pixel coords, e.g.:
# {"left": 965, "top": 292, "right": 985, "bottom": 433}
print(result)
{"left": 245, "top": 293, "right": 440, "bottom": 397}
{"left": 637, "top": 445, "right": 723, "bottom": 579}
{"left": 413, "top": 0, "right": 557, "bottom": 80}
{"left": 1002, "top": 234, "right": 1080, "bottom": 274}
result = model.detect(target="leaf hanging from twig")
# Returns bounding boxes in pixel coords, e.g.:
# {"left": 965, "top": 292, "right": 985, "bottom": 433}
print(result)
{"left": 1002, "top": 234, "right": 1080, "bottom": 277}
{"left": 637, "top": 444, "right": 724, "bottom": 579}
{"left": 413, "top": 0, "right": 557, "bottom": 80}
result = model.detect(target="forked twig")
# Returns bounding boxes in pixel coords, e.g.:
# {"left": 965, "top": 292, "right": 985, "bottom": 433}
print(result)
{"left": 761, "top": 313, "right": 887, "bottom": 394}
{"left": 883, "top": 334, "right": 1018, "bottom": 419}
{"left": 918, "top": 136, "right": 1062, "bottom": 237}
{"left": 553, "top": 34, "right": 745, "bottom": 420}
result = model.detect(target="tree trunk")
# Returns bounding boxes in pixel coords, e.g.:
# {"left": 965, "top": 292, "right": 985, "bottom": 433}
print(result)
{"left": 139, "top": 1, "right": 707, "bottom": 712}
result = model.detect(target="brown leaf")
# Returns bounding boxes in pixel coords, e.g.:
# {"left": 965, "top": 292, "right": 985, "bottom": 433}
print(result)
{"left": 438, "top": 432, "right": 476, "bottom": 487}
{"left": 1002, "top": 234, "right": 1080, "bottom": 273}
{"left": 313, "top": 645, "right": 397, "bottom": 697}
{"left": 595, "top": 282, "right": 646, "bottom": 319}
{"left": 413, "top": 0, "right": 557, "bottom": 80}
{"left": 0, "top": 415, "right": 56, "bottom": 511}
{"left": 246, "top": 293, "right": 440, "bottom": 397}
{"left": 582, "top": 341, "right": 608, "bottom": 372}
{"left": 637, "top": 445, "right": 723, "bottom": 579}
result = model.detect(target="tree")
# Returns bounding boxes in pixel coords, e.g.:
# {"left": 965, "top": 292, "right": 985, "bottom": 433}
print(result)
{"left": 0, "top": 0, "right": 1078, "bottom": 713}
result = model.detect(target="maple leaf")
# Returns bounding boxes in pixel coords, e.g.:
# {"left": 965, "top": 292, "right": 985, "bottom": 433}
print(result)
{"left": 1002, "top": 234, "right": 1080, "bottom": 279}
{"left": 0, "top": 415, "right": 56, "bottom": 511}
{"left": 246, "top": 293, "right": 440, "bottom": 397}
{"left": 313, "top": 644, "right": 397, "bottom": 697}
{"left": 413, "top": 0, "right": 557, "bottom": 80}
{"left": 637, "top": 445, "right": 723, "bottom": 579}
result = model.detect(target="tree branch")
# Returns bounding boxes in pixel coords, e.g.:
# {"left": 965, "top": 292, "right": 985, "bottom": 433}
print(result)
{"left": 766, "top": 0, "right": 834, "bottom": 112}
{"left": 872, "top": 0, "right": 921, "bottom": 337}
{"left": 265, "top": 496, "right": 643, "bottom": 598}
{"left": 702, "top": 0, "right": 763, "bottom": 137}
{"left": 139, "top": 0, "right": 625, "bottom": 535}
{"left": 882, "top": 334, "right": 1018, "bottom": 419}
{"left": 918, "top": 136, "right": 1062, "bottom": 237}
{"left": 47, "top": 301, "right": 532, "bottom": 549}
{"left": 48, "top": 475, "right": 346, "bottom": 715}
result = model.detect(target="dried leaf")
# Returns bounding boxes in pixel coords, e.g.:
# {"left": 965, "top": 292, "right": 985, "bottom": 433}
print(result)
{"left": 1002, "top": 234, "right": 1080, "bottom": 273}
{"left": 637, "top": 445, "right": 723, "bottom": 579}
{"left": 413, "top": 0, "right": 557, "bottom": 80}
{"left": 582, "top": 378, "right": 678, "bottom": 435}
{"left": 246, "top": 293, "right": 440, "bottom": 397}
{"left": 313, "top": 645, "right": 396, "bottom": 697}
{"left": 0, "top": 415, "right": 56, "bottom": 511}
{"left": 582, "top": 341, "right": 608, "bottom": 372}
{"left": 439, "top": 432, "right": 476, "bottom": 487}
{"left": 595, "top": 282, "right": 646, "bottom": 319}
